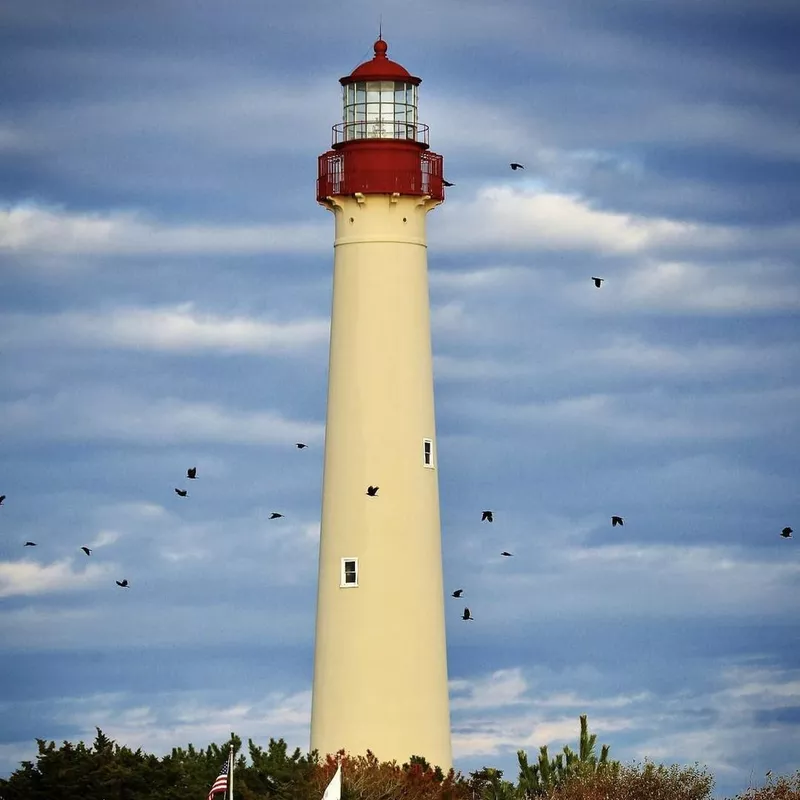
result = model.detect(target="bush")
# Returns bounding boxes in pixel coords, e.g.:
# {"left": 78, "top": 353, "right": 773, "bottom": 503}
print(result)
{"left": 730, "top": 771, "right": 800, "bottom": 800}
{"left": 547, "top": 760, "right": 714, "bottom": 800}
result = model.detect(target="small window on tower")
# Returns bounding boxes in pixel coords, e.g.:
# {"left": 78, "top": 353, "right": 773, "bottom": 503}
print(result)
{"left": 340, "top": 558, "right": 358, "bottom": 587}
{"left": 423, "top": 438, "right": 434, "bottom": 468}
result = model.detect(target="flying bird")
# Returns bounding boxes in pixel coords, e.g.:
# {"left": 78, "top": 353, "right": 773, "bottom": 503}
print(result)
{"left": 295, "top": 443, "right": 308, "bottom": 449}
{"left": 443, "top": 179, "right": 454, "bottom": 187}
{"left": 116, "top": 579, "right": 129, "bottom": 588}
{"left": 781, "top": 527, "right": 793, "bottom": 538}
{"left": 0, "top": 495, "right": 5, "bottom": 505}
{"left": 501, "top": 551, "right": 514, "bottom": 557}
{"left": 510, "top": 163, "right": 524, "bottom": 170}
{"left": 462, "top": 607, "right": 473, "bottom": 621}
{"left": 611, "top": 516, "right": 624, "bottom": 527}
{"left": 592, "top": 277, "right": 604, "bottom": 288}
{"left": 187, "top": 467, "right": 197, "bottom": 479}
{"left": 174, "top": 488, "right": 188, "bottom": 497}
{"left": 80, "top": 546, "right": 92, "bottom": 556}
{"left": 481, "top": 510, "right": 493, "bottom": 522}
{"left": 269, "top": 512, "right": 284, "bottom": 520}
{"left": 24, "top": 541, "right": 36, "bottom": 547}
{"left": 366, "top": 486, "right": 379, "bottom": 497}
{"left": 452, "top": 589, "right": 464, "bottom": 598}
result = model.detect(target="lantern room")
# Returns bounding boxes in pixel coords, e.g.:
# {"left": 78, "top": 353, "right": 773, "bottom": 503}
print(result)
{"left": 338, "top": 38, "right": 422, "bottom": 144}
{"left": 340, "top": 79, "right": 419, "bottom": 142}
{"left": 317, "top": 38, "right": 444, "bottom": 203}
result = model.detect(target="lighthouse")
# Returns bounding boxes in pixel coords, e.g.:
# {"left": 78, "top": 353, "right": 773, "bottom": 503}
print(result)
{"left": 310, "top": 38, "right": 452, "bottom": 769}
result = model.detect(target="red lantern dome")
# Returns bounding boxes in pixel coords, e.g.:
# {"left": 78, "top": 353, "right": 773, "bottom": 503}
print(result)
{"left": 317, "top": 39, "right": 444, "bottom": 203}
{"left": 342, "top": 39, "right": 421, "bottom": 85}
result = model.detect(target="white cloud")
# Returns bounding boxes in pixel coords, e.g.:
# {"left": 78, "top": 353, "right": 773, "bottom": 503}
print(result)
{"left": 449, "top": 661, "right": 800, "bottom": 783}
{"left": 0, "top": 558, "right": 115, "bottom": 598}
{"left": 429, "top": 266, "right": 536, "bottom": 291}
{"left": 0, "top": 204, "right": 328, "bottom": 256}
{"left": 433, "top": 187, "right": 730, "bottom": 254}
{"left": 0, "top": 599, "right": 314, "bottom": 652}
{"left": 450, "top": 668, "right": 528, "bottom": 711}
{"left": 1, "top": 304, "right": 330, "bottom": 354}
{"left": 0, "top": 389, "right": 324, "bottom": 446}
{"left": 455, "top": 385, "right": 800, "bottom": 444}
{"left": 604, "top": 259, "right": 800, "bottom": 314}
{"left": 430, "top": 257, "right": 800, "bottom": 318}
{"left": 430, "top": 301, "right": 475, "bottom": 336}
{"left": 1, "top": 688, "right": 313, "bottom": 773}
{"left": 572, "top": 337, "right": 795, "bottom": 376}
{"left": 87, "top": 530, "right": 121, "bottom": 549}
{"left": 468, "top": 539, "right": 800, "bottom": 624}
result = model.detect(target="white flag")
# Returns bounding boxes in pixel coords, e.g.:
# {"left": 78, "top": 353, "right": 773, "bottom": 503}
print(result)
{"left": 322, "top": 763, "right": 342, "bottom": 800}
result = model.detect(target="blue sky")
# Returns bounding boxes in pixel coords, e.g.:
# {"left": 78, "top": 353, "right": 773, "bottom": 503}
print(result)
{"left": 1, "top": 1, "right": 799, "bottom": 797}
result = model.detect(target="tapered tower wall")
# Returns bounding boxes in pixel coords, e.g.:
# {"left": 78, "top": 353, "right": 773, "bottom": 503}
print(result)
{"left": 310, "top": 192, "right": 452, "bottom": 769}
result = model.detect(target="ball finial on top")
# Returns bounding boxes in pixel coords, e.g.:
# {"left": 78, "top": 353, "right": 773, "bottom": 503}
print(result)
{"left": 374, "top": 38, "right": 388, "bottom": 58}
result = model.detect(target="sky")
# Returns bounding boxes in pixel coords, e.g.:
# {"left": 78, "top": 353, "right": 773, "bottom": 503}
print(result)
{"left": 1, "top": 1, "right": 799, "bottom": 797}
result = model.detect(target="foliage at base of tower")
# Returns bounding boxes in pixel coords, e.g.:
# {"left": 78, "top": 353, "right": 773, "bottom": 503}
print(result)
{"left": 0, "top": 722, "right": 795, "bottom": 800}
{"left": 309, "top": 750, "right": 471, "bottom": 800}
{"left": 516, "top": 714, "right": 620, "bottom": 797}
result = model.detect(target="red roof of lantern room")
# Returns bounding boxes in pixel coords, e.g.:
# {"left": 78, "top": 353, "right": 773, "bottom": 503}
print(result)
{"left": 340, "top": 39, "right": 421, "bottom": 86}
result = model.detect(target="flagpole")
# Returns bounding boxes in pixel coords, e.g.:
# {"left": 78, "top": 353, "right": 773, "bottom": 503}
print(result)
{"left": 228, "top": 745, "right": 234, "bottom": 800}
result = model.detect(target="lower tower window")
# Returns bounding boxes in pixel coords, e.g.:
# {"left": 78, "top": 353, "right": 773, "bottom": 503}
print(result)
{"left": 340, "top": 557, "right": 358, "bottom": 587}
{"left": 423, "top": 438, "right": 434, "bottom": 468}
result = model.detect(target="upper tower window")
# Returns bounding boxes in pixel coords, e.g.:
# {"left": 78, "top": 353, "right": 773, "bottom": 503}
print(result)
{"left": 343, "top": 81, "right": 418, "bottom": 141}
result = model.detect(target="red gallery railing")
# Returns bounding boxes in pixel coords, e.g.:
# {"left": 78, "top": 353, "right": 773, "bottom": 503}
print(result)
{"left": 317, "top": 150, "right": 444, "bottom": 202}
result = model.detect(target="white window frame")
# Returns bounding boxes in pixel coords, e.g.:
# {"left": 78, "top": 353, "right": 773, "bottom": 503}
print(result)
{"left": 423, "top": 438, "right": 435, "bottom": 469}
{"left": 340, "top": 557, "right": 359, "bottom": 588}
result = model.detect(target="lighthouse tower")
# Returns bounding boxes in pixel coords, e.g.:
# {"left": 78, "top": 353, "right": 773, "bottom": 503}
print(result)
{"left": 311, "top": 39, "right": 452, "bottom": 769}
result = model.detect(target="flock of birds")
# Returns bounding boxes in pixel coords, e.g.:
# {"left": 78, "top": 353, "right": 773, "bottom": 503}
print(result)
{"left": 2, "top": 443, "right": 311, "bottom": 588}
{"left": 448, "top": 512, "right": 793, "bottom": 623}
{"left": 438, "top": 160, "right": 795, "bottom": 623}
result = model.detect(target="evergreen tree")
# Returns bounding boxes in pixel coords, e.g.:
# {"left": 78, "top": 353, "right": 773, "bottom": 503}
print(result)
{"left": 516, "top": 714, "right": 620, "bottom": 797}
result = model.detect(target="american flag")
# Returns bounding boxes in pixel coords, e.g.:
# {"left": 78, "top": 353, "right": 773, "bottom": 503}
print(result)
{"left": 207, "top": 759, "right": 229, "bottom": 800}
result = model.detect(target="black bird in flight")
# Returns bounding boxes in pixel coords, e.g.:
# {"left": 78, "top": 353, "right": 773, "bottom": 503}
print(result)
{"left": 80, "top": 546, "right": 92, "bottom": 556}
{"left": 269, "top": 512, "right": 284, "bottom": 519}
{"left": 296, "top": 443, "right": 308, "bottom": 449}
{"left": 24, "top": 541, "right": 36, "bottom": 547}
{"left": 452, "top": 589, "right": 464, "bottom": 598}
{"left": 592, "top": 277, "right": 604, "bottom": 288}
{"left": 443, "top": 179, "right": 454, "bottom": 187}
{"left": 501, "top": 551, "right": 514, "bottom": 557}
{"left": 462, "top": 607, "right": 473, "bottom": 621}
{"left": 510, "top": 163, "right": 524, "bottom": 170}
{"left": 611, "top": 516, "right": 624, "bottom": 527}
{"left": 781, "top": 527, "right": 793, "bottom": 538}
{"left": 0, "top": 495, "right": 5, "bottom": 505}
{"left": 482, "top": 510, "right": 493, "bottom": 522}
{"left": 187, "top": 467, "right": 197, "bottom": 479}
{"left": 116, "top": 579, "right": 129, "bottom": 588}
{"left": 366, "top": 486, "right": 379, "bottom": 497}
{"left": 174, "top": 488, "right": 188, "bottom": 497}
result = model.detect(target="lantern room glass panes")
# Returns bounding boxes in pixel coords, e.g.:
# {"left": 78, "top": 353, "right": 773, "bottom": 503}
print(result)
{"left": 342, "top": 81, "right": 418, "bottom": 141}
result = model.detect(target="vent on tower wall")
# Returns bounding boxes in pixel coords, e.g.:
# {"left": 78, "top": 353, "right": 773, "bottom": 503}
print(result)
{"left": 423, "top": 438, "right": 434, "bottom": 468}
{"left": 340, "top": 557, "right": 358, "bottom": 587}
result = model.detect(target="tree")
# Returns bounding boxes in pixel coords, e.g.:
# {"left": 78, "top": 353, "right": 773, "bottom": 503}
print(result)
{"left": 241, "top": 737, "right": 317, "bottom": 800}
{"left": 516, "top": 715, "right": 620, "bottom": 797}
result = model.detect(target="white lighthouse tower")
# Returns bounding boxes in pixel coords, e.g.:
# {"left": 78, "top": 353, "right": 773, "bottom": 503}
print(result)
{"left": 310, "top": 38, "right": 452, "bottom": 770}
